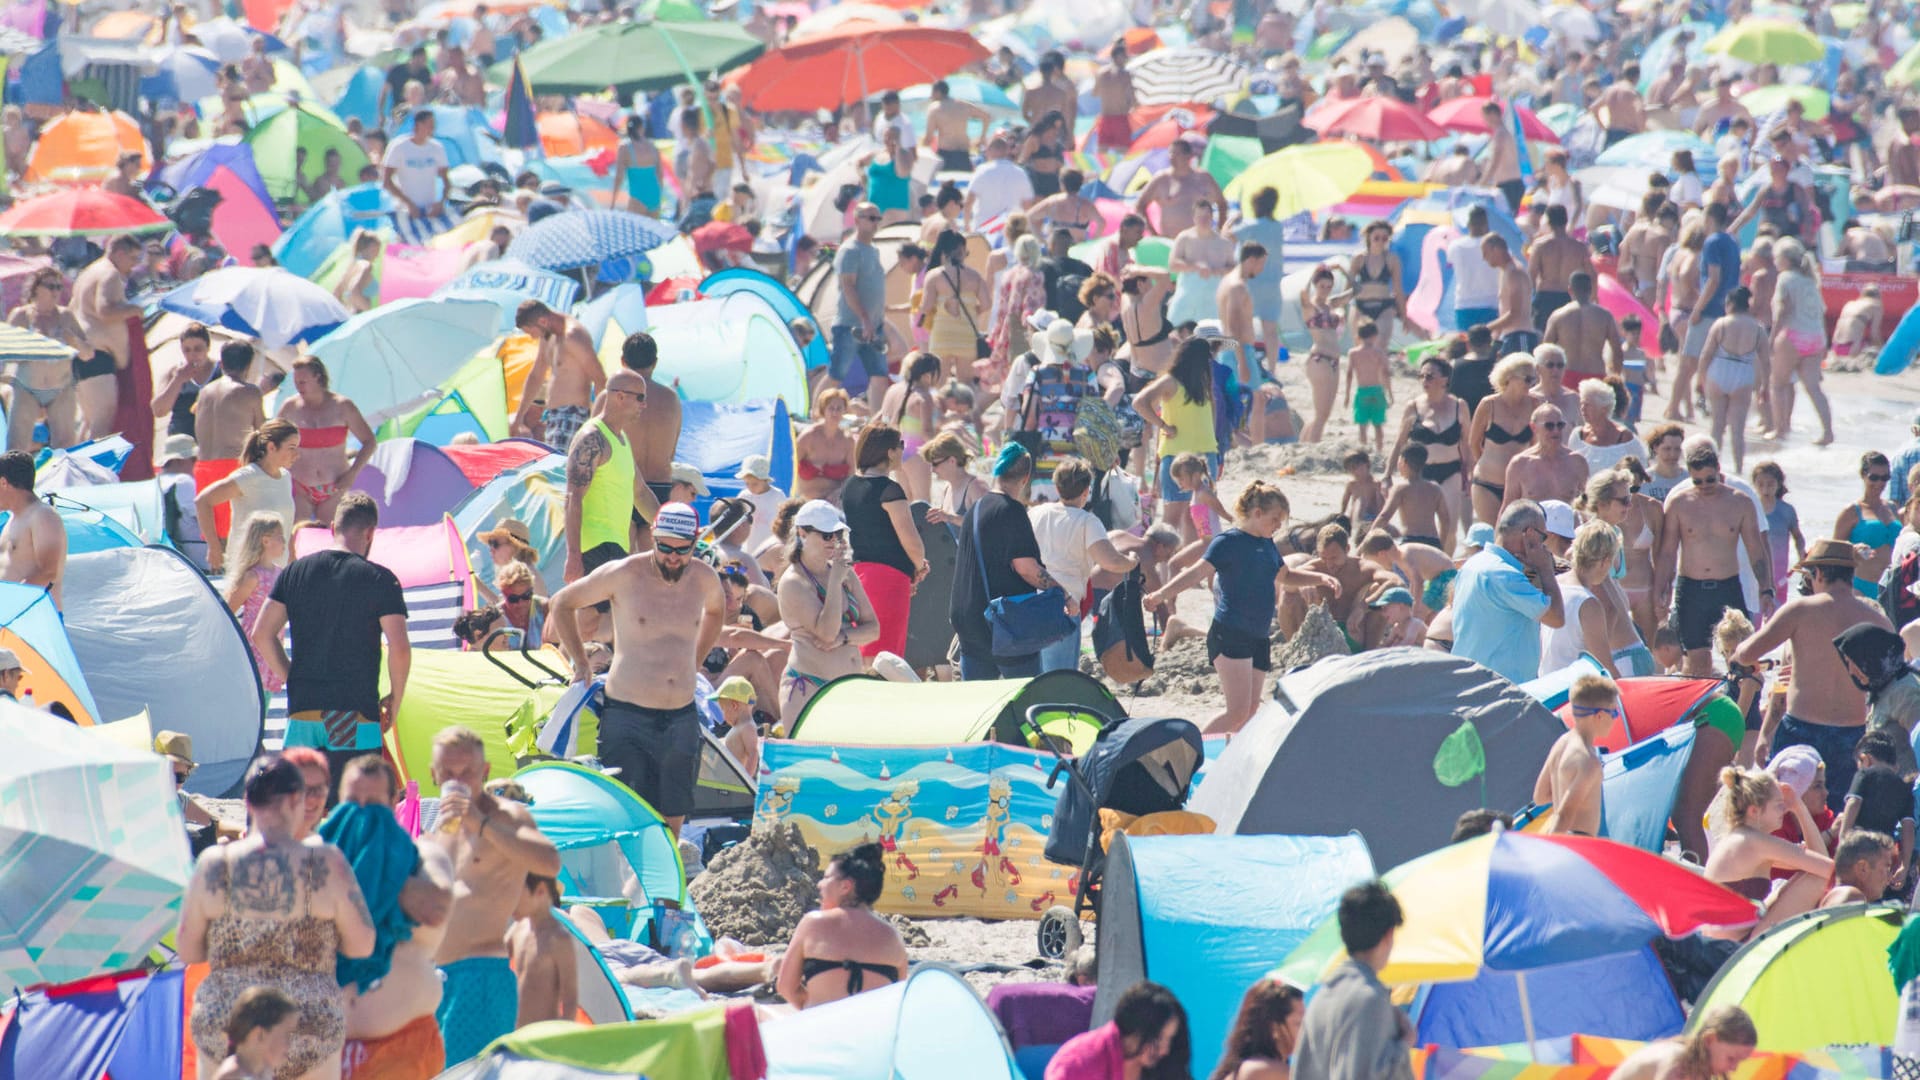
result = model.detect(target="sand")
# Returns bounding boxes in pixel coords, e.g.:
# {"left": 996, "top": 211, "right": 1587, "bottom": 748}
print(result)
{"left": 687, "top": 821, "right": 822, "bottom": 947}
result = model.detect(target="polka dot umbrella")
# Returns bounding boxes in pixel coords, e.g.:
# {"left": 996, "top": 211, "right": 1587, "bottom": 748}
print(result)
{"left": 506, "top": 210, "right": 681, "bottom": 274}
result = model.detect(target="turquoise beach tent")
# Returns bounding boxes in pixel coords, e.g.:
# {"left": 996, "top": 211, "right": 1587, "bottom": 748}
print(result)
{"left": 700, "top": 267, "right": 829, "bottom": 374}
{"left": 0, "top": 580, "right": 100, "bottom": 725}
{"left": 513, "top": 761, "right": 691, "bottom": 942}
{"left": 761, "top": 966, "right": 1022, "bottom": 1080}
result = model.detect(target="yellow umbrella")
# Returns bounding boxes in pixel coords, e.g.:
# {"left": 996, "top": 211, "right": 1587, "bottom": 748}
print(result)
{"left": 1223, "top": 142, "right": 1375, "bottom": 215}
{"left": 1703, "top": 18, "right": 1824, "bottom": 65}
{"left": 1891, "top": 41, "right": 1920, "bottom": 86}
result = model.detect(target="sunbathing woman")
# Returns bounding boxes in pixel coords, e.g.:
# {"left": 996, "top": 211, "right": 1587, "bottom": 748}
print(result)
{"left": 1704, "top": 766, "right": 1833, "bottom": 935}
{"left": 776, "top": 843, "right": 910, "bottom": 1010}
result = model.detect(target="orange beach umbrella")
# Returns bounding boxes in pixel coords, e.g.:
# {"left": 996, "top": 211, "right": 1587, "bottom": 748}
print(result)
{"left": 733, "top": 24, "right": 989, "bottom": 112}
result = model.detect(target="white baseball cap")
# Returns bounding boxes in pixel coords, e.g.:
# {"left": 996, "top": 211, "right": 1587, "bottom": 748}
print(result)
{"left": 735, "top": 454, "right": 771, "bottom": 481}
{"left": 1541, "top": 500, "right": 1578, "bottom": 540}
{"left": 794, "top": 499, "right": 847, "bottom": 534}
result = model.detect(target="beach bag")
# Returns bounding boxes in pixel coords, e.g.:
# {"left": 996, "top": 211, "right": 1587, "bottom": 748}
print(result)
{"left": 1886, "top": 546, "right": 1920, "bottom": 630}
{"left": 973, "top": 513, "right": 1074, "bottom": 658}
{"left": 1094, "top": 568, "right": 1154, "bottom": 684}
{"left": 1072, "top": 397, "right": 1122, "bottom": 472}
{"left": 948, "top": 268, "right": 991, "bottom": 359}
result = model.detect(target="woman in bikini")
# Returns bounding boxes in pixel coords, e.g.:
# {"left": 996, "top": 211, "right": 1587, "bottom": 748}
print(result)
{"left": 332, "top": 231, "right": 382, "bottom": 315}
{"left": 1700, "top": 286, "right": 1769, "bottom": 474}
{"left": 920, "top": 431, "right": 986, "bottom": 526}
{"left": 277, "top": 357, "right": 376, "bottom": 525}
{"left": 774, "top": 501, "right": 878, "bottom": 726}
{"left": 918, "top": 228, "right": 989, "bottom": 389}
{"left": 1387, "top": 355, "right": 1474, "bottom": 547}
{"left": 1299, "top": 267, "right": 1346, "bottom": 443}
{"left": 1019, "top": 111, "right": 1069, "bottom": 199}
{"left": 1835, "top": 450, "right": 1901, "bottom": 599}
{"left": 776, "top": 842, "right": 909, "bottom": 1010}
{"left": 1616, "top": 456, "right": 1668, "bottom": 643}
{"left": 1026, "top": 169, "right": 1102, "bottom": 242}
{"left": 1580, "top": 469, "right": 1656, "bottom": 675}
{"left": 877, "top": 351, "right": 942, "bottom": 503}
{"left": 1347, "top": 221, "right": 1406, "bottom": 349}
{"left": 1704, "top": 766, "right": 1833, "bottom": 936}
{"left": 1766, "top": 238, "right": 1833, "bottom": 444}
{"left": 795, "top": 388, "right": 855, "bottom": 503}
{"left": 1467, "top": 354, "right": 1542, "bottom": 526}
{"left": 1662, "top": 220, "right": 1704, "bottom": 422}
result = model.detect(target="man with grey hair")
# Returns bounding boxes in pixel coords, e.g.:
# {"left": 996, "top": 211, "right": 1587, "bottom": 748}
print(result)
{"left": 1450, "top": 499, "right": 1565, "bottom": 682}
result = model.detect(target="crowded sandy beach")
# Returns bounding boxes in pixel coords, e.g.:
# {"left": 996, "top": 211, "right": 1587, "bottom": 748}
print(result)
{"left": 11, "top": 0, "right": 1920, "bottom": 1076}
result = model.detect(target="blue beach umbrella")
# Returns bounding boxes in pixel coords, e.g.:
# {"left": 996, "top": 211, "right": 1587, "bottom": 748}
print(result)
{"left": 507, "top": 209, "right": 679, "bottom": 274}
{"left": 1595, "top": 130, "right": 1715, "bottom": 174}
{"left": 157, "top": 267, "right": 350, "bottom": 350}
{"left": 308, "top": 298, "right": 503, "bottom": 424}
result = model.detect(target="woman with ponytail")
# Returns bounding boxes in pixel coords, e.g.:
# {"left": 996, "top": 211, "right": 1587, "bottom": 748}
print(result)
{"left": 776, "top": 842, "right": 909, "bottom": 1010}
{"left": 212, "top": 986, "right": 300, "bottom": 1080}
{"left": 1609, "top": 1005, "right": 1757, "bottom": 1080}
{"left": 1212, "top": 979, "right": 1304, "bottom": 1080}
{"left": 196, "top": 419, "right": 300, "bottom": 573}
{"left": 1702, "top": 764, "right": 1833, "bottom": 934}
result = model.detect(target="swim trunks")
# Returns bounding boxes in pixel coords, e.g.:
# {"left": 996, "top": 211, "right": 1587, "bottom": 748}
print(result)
{"left": 581, "top": 539, "right": 626, "bottom": 613}
{"left": 1531, "top": 291, "right": 1571, "bottom": 332}
{"left": 1095, "top": 113, "right": 1134, "bottom": 151}
{"left": 598, "top": 696, "right": 702, "bottom": 816}
{"left": 1423, "top": 568, "right": 1457, "bottom": 611}
{"left": 937, "top": 148, "right": 975, "bottom": 172}
{"left": 542, "top": 405, "right": 589, "bottom": 451}
{"left": 1693, "top": 693, "right": 1745, "bottom": 755}
{"left": 1673, "top": 575, "right": 1745, "bottom": 652}
{"left": 435, "top": 957, "right": 517, "bottom": 1066}
{"left": 73, "top": 350, "right": 116, "bottom": 381}
{"left": 1352, "top": 385, "right": 1388, "bottom": 427}
{"left": 342, "top": 1012, "right": 444, "bottom": 1080}
{"left": 1497, "top": 330, "right": 1541, "bottom": 357}
{"left": 1206, "top": 621, "right": 1272, "bottom": 672}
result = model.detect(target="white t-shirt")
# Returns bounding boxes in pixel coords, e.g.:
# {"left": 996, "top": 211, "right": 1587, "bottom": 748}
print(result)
{"left": 382, "top": 136, "right": 450, "bottom": 210}
{"left": 1670, "top": 172, "right": 1705, "bottom": 208}
{"left": 1446, "top": 233, "right": 1499, "bottom": 307}
{"left": 741, "top": 483, "right": 787, "bottom": 550}
{"left": 1029, "top": 501, "right": 1108, "bottom": 606}
{"left": 1663, "top": 475, "right": 1771, "bottom": 611}
{"left": 873, "top": 112, "right": 914, "bottom": 148}
{"left": 968, "top": 158, "right": 1035, "bottom": 231}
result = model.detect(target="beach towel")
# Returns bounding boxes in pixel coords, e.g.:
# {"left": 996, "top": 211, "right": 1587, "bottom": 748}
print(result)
{"left": 318, "top": 800, "right": 419, "bottom": 992}
{"left": 1045, "top": 1021, "right": 1123, "bottom": 1080}
{"left": 113, "top": 315, "right": 153, "bottom": 480}
{"left": 435, "top": 956, "right": 517, "bottom": 1065}
{"left": 194, "top": 457, "right": 239, "bottom": 537}
{"left": 988, "top": 983, "right": 1097, "bottom": 1050}
{"left": 724, "top": 1002, "right": 766, "bottom": 1080}
{"left": 341, "top": 1012, "right": 444, "bottom": 1080}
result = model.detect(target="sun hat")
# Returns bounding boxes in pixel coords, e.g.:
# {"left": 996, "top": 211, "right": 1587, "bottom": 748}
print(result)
{"left": 1766, "top": 745, "right": 1823, "bottom": 794}
{"left": 669, "top": 462, "right": 710, "bottom": 495}
{"left": 1541, "top": 500, "right": 1578, "bottom": 540}
{"left": 0, "top": 647, "right": 27, "bottom": 675}
{"left": 479, "top": 518, "right": 532, "bottom": 546}
{"left": 161, "top": 434, "right": 198, "bottom": 464}
{"left": 735, "top": 454, "right": 771, "bottom": 481}
{"left": 794, "top": 499, "right": 847, "bottom": 534}
{"left": 714, "top": 676, "right": 756, "bottom": 706}
{"left": 1466, "top": 522, "right": 1495, "bottom": 549}
{"left": 1370, "top": 586, "right": 1415, "bottom": 608}
{"left": 655, "top": 502, "right": 701, "bottom": 541}
{"left": 154, "top": 729, "right": 195, "bottom": 772}
{"left": 1797, "top": 537, "right": 1857, "bottom": 571}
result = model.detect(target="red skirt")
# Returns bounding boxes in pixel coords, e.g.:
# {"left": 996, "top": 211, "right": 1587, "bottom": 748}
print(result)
{"left": 855, "top": 561, "right": 912, "bottom": 660}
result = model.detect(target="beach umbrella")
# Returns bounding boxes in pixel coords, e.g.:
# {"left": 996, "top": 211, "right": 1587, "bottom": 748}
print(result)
{"left": 507, "top": 209, "right": 679, "bottom": 274}
{"left": 1448, "top": 0, "right": 1541, "bottom": 39}
{"left": 1704, "top": 18, "right": 1824, "bottom": 64}
{"left": 0, "top": 324, "right": 77, "bottom": 366}
{"left": 1126, "top": 47, "right": 1251, "bottom": 108}
{"left": 157, "top": 267, "right": 350, "bottom": 349}
{"left": 733, "top": 25, "right": 990, "bottom": 113}
{"left": 899, "top": 76, "right": 1018, "bottom": 118}
{"left": 185, "top": 16, "right": 289, "bottom": 63}
{"left": 1222, "top": 141, "right": 1375, "bottom": 213}
{"left": 0, "top": 703, "right": 193, "bottom": 997}
{"left": 23, "top": 111, "right": 149, "bottom": 185}
{"left": 308, "top": 298, "right": 501, "bottom": 425}
{"left": 1740, "top": 84, "right": 1831, "bottom": 120}
{"left": 242, "top": 99, "right": 369, "bottom": 200}
{"left": 498, "top": 20, "right": 765, "bottom": 97}
{"left": 1276, "top": 831, "right": 1756, "bottom": 1054}
{"left": 535, "top": 112, "right": 618, "bottom": 157}
{"left": 1427, "top": 96, "right": 1560, "bottom": 143}
{"left": 789, "top": 2, "right": 906, "bottom": 38}
{"left": 1306, "top": 96, "right": 1449, "bottom": 143}
{"left": 501, "top": 57, "right": 539, "bottom": 151}
{"left": 1577, "top": 164, "right": 1660, "bottom": 210}
{"left": 1595, "top": 129, "right": 1714, "bottom": 171}
{"left": 1830, "top": 2, "right": 1867, "bottom": 29}
{"left": 144, "top": 45, "right": 224, "bottom": 104}
{"left": 1540, "top": 3, "right": 1603, "bottom": 44}
{"left": 0, "top": 189, "right": 169, "bottom": 237}
{"left": 691, "top": 221, "right": 754, "bottom": 261}
{"left": 1893, "top": 43, "right": 1920, "bottom": 87}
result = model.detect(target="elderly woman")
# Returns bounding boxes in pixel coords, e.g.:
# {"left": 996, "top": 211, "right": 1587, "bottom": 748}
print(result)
{"left": 989, "top": 235, "right": 1047, "bottom": 374}
{"left": 178, "top": 755, "right": 375, "bottom": 1080}
{"left": 776, "top": 843, "right": 910, "bottom": 1009}
{"left": 1568, "top": 378, "right": 1648, "bottom": 473}
{"left": 776, "top": 500, "right": 879, "bottom": 723}
{"left": 1466, "top": 354, "right": 1542, "bottom": 526}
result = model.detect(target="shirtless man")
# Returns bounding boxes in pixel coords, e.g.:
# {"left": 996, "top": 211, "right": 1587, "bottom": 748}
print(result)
{"left": 1357, "top": 530, "right": 1457, "bottom": 619}
{"left": 1479, "top": 101, "right": 1524, "bottom": 212}
{"left": 426, "top": 726, "right": 560, "bottom": 1066}
{"left": 922, "top": 80, "right": 990, "bottom": 173}
{"left": 193, "top": 342, "right": 268, "bottom": 462}
{"left": 1276, "top": 524, "right": 1397, "bottom": 647}
{"left": 1483, "top": 235, "right": 1538, "bottom": 356}
{"left": 1092, "top": 42, "right": 1137, "bottom": 153}
{"left": 1023, "top": 52, "right": 1077, "bottom": 142}
{"left": 338, "top": 755, "right": 456, "bottom": 1079}
{"left": 1829, "top": 285, "right": 1885, "bottom": 369}
{"left": 71, "top": 235, "right": 143, "bottom": 441}
{"left": 1534, "top": 673, "right": 1618, "bottom": 834}
{"left": 0, "top": 451, "right": 63, "bottom": 606}
{"left": 1885, "top": 109, "right": 1920, "bottom": 189}
{"left": 1693, "top": 75, "right": 1753, "bottom": 138}
{"left": 1657, "top": 443, "right": 1774, "bottom": 676}
{"left": 552, "top": 500, "right": 724, "bottom": 835}
{"left": 1525, "top": 205, "right": 1592, "bottom": 336}
{"left": 1502, "top": 404, "right": 1590, "bottom": 512}
{"left": 514, "top": 299, "right": 604, "bottom": 451}
{"left": 1732, "top": 538, "right": 1887, "bottom": 808}
{"left": 6, "top": 269, "right": 85, "bottom": 452}
{"left": 151, "top": 321, "right": 214, "bottom": 442}
{"left": 1136, "top": 138, "right": 1225, "bottom": 235}
{"left": 1541, "top": 272, "right": 1625, "bottom": 386}
{"left": 432, "top": 44, "right": 485, "bottom": 107}
{"left": 1424, "top": 145, "right": 1478, "bottom": 186}
{"left": 612, "top": 334, "right": 677, "bottom": 532}
{"left": 1592, "top": 65, "right": 1647, "bottom": 146}
{"left": 1616, "top": 192, "right": 1674, "bottom": 308}
{"left": 1819, "top": 830, "right": 1898, "bottom": 907}
{"left": 1214, "top": 242, "right": 1267, "bottom": 384}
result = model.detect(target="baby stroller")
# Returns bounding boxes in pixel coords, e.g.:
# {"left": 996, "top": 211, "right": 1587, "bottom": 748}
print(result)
{"left": 1029, "top": 710, "right": 1205, "bottom": 958}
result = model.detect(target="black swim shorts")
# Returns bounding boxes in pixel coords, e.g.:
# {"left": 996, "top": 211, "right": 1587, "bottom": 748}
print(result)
{"left": 1673, "top": 575, "right": 1745, "bottom": 652}
{"left": 582, "top": 541, "right": 626, "bottom": 613}
{"left": 597, "top": 696, "right": 701, "bottom": 817}
{"left": 1206, "top": 621, "right": 1272, "bottom": 672}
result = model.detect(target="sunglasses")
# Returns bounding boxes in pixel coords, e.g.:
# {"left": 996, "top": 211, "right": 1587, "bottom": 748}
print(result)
{"left": 488, "top": 538, "right": 511, "bottom": 549}
{"left": 1868, "top": 473, "right": 1891, "bottom": 482}
{"left": 1540, "top": 361, "right": 1566, "bottom": 370}
{"left": 655, "top": 540, "right": 695, "bottom": 556}
{"left": 503, "top": 590, "right": 533, "bottom": 604}
{"left": 1570, "top": 704, "right": 1622, "bottom": 719}
{"left": 1692, "top": 473, "right": 1721, "bottom": 485}
{"left": 174, "top": 770, "right": 192, "bottom": 784}
{"left": 857, "top": 214, "right": 882, "bottom": 222}
{"left": 606, "top": 388, "right": 646, "bottom": 403}
{"left": 804, "top": 528, "right": 848, "bottom": 543}
{"left": 1541, "top": 420, "right": 1568, "bottom": 431}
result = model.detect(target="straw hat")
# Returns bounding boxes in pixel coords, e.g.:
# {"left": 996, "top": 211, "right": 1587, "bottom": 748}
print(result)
{"left": 1796, "top": 538, "right": 1857, "bottom": 571}
{"left": 154, "top": 730, "right": 195, "bottom": 773}
{"left": 479, "top": 518, "right": 532, "bottom": 547}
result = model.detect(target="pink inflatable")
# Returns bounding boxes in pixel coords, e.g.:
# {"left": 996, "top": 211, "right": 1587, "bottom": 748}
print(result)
{"left": 1597, "top": 272, "right": 1662, "bottom": 353}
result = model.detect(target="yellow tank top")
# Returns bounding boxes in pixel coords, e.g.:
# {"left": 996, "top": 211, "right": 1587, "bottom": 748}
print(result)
{"left": 1158, "top": 386, "right": 1216, "bottom": 457}
{"left": 580, "top": 416, "right": 634, "bottom": 552}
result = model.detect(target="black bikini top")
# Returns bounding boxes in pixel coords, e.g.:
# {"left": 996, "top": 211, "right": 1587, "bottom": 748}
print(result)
{"left": 1485, "top": 422, "right": 1533, "bottom": 445}
{"left": 800, "top": 957, "right": 902, "bottom": 994}
{"left": 1409, "top": 402, "right": 1462, "bottom": 447}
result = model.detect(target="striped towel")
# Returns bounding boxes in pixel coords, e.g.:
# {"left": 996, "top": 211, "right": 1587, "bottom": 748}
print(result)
{"left": 389, "top": 208, "right": 456, "bottom": 246}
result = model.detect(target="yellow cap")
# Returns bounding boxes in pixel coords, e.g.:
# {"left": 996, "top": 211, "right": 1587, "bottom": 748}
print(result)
{"left": 714, "top": 676, "right": 756, "bottom": 706}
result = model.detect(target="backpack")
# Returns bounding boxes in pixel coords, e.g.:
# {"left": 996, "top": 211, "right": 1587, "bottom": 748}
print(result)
{"left": 1884, "top": 546, "right": 1920, "bottom": 630}
{"left": 1072, "top": 396, "right": 1122, "bottom": 473}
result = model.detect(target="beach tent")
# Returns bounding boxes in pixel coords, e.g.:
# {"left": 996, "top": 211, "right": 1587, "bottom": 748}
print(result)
{"left": 575, "top": 282, "right": 650, "bottom": 373}
{"left": 1692, "top": 902, "right": 1905, "bottom": 1053}
{"left": 272, "top": 183, "right": 393, "bottom": 277}
{"left": 700, "top": 267, "right": 829, "bottom": 374}
{"left": 347, "top": 438, "right": 487, "bottom": 526}
{"left": 560, "top": 917, "right": 635, "bottom": 1025}
{"left": 292, "top": 519, "right": 475, "bottom": 651}
{"left": 437, "top": 1011, "right": 749, "bottom": 1080}
{"left": 761, "top": 965, "right": 1021, "bottom": 1080}
{"left": 643, "top": 291, "right": 810, "bottom": 417}
{"left": 444, "top": 439, "right": 552, "bottom": 485}
{"left": 24, "top": 110, "right": 150, "bottom": 184}
{"left": 1187, "top": 650, "right": 1567, "bottom": 869}
{"left": 675, "top": 399, "right": 797, "bottom": 519}
{"left": 1092, "top": 834, "right": 1375, "bottom": 1079}
{"left": 0, "top": 968, "right": 186, "bottom": 1080}
{"left": 515, "top": 762, "right": 690, "bottom": 941}
{"left": 1412, "top": 946, "right": 1684, "bottom": 1049}
{"left": 0, "top": 581, "right": 100, "bottom": 724}
{"left": 63, "top": 546, "right": 262, "bottom": 797}
{"left": 50, "top": 480, "right": 168, "bottom": 547}
{"left": 452, "top": 450, "right": 568, "bottom": 592}
{"left": 147, "top": 144, "right": 282, "bottom": 257}
{"left": 46, "top": 499, "right": 144, "bottom": 553}
{"left": 789, "top": 671, "right": 1122, "bottom": 745}
{"left": 1597, "top": 722, "right": 1695, "bottom": 853}
{"left": 381, "top": 648, "right": 573, "bottom": 794}
{"left": 1552, "top": 675, "right": 1722, "bottom": 753}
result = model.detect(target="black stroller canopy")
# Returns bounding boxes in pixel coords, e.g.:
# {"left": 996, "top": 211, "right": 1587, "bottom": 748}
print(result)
{"left": 1044, "top": 717, "right": 1205, "bottom": 869}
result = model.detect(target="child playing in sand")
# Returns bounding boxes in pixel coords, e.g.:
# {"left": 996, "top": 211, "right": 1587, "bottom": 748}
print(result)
{"left": 1343, "top": 321, "right": 1393, "bottom": 452}
{"left": 1376, "top": 444, "right": 1454, "bottom": 553}
{"left": 714, "top": 675, "right": 761, "bottom": 780}
{"left": 1338, "top": 450, "right": 1386, "bottom": 536}
{"left": 1362, "top": 585, "right": 1427, "bottom": 649}
{"left": 1652, "top": 627, "right": 1684, "bottom": 674}
{"left": 507, "top": 874, "right": 579, "bottom": 1027}
{"left": 1533, "top": 672, "right": 1619, "bottom": 835}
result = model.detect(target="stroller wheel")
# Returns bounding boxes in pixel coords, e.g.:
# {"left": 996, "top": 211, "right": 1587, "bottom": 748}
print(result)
{"left": 1036, "top": 905, "right": 1083, "bottom": 960}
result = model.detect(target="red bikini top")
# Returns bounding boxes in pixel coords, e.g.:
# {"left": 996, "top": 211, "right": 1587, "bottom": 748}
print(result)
{"left": 299, "top": 424, "right": 348, "bottom": 449}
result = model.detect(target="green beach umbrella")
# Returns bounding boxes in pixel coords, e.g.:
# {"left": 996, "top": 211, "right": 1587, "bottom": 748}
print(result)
{"left": 1740, "top": 84, "right": 1829, "bottom": 120}
{"left": 1892, "top": 42, "right": 1920, "bottom": 86}
{"left": 243, "top": 101, "right": 370, "bottom": 200}
{"left": 1830, "top": 2, "right": 1867, "bottom": 28}
{"left": 1201, "top": 133, "right": 1263, "bottom": 190}
{"left": 1703, "top": 18, "right": 1825, "bottom": 65}
{"left": 495, "top": 19, "right": 765, "bottom": 97}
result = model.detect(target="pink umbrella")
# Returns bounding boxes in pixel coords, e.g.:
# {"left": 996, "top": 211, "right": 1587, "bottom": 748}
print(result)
{"left": 1597, "top": 272, "right": 1662, "bottom": 353}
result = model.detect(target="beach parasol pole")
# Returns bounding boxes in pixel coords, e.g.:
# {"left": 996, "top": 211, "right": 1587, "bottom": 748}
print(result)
{"left": 1514, "top": 968, "right": 1540, "bottom": 1062}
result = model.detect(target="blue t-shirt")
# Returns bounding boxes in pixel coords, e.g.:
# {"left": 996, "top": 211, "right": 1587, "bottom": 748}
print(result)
{"left": 1205, "top": 528, "right": 1281, "bottom": 636}
{"left": 1233, "top": 217, "right": 1288, "bottom": 297}
{"left": 1698, "top": 231, "right": 1743, "bottom": 319}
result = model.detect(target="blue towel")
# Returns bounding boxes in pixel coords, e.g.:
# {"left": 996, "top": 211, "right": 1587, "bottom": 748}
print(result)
{"left": 317, "top": 800, "right": 419, "bottom": 992}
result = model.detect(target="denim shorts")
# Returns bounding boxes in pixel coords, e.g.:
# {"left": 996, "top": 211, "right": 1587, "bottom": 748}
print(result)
{"left": 1157, "top": 452, "right": 1220, "bottom": 503}
{"left": 830, "top": 323, "right": 888, "bottom": 389}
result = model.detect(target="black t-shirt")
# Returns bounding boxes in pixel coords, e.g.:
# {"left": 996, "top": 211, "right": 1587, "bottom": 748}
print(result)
{"left": 1040, "top": 255, "right": 1094, "bottom": 320}
{"left": 384, "top": 62, "right": 432, "bottom": 109}
{"left": 949, "top": 491, "right": 1042, "bottom": 650}
{"left": 1450, "top": 356, "right": 1497, "bottom": 415}
{"left": 842, "top": 474, "right": 915, "bottom": 579}
{"left": 1848, "top": 763, "right": 1916, "bottom": 835}
{"left": 271, "top": 548, "right": 408, "bottom": 721}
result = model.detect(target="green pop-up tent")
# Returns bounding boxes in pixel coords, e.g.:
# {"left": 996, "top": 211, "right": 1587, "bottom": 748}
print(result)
{"left": 787, "top": 671, "right": 1123, "bottom": 748}
{"left": 1691, "top": 902, "right": 1905, "bottom": 1053}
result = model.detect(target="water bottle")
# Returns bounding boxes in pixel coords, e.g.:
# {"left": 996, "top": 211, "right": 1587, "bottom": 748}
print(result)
{"left": 20, "top": 690, "right": 34, "bottom": 709}
{"left": 437, "top": 780, "right": 469, "bottom": 834}
{"left": 1276, "top": 346, "right": 1290, "bottom": 365}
